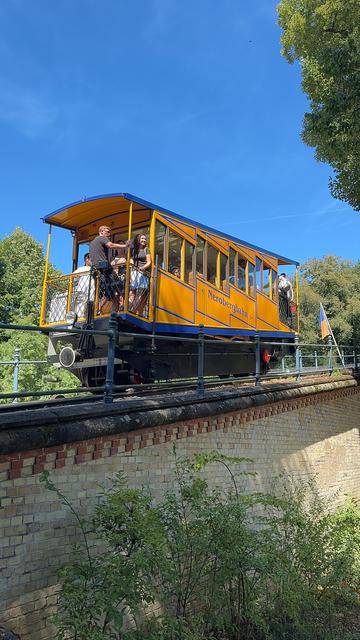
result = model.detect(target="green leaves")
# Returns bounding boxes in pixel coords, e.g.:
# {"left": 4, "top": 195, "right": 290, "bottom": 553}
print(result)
{"left": 45, "top": 456, "right": 360, "bottom": 640}
{"left": 299, "top": 254, "right": 360, "bottom": 344}
{"left": 0, "top": 228, "right": 79, "bottom": 400}
{"left": 277, "top": 0, "right": 360, "bottom": 210}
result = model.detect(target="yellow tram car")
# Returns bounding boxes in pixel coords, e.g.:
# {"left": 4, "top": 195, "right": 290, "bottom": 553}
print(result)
{"left": 40, "top": 193, "right": 299, "bottom": 386}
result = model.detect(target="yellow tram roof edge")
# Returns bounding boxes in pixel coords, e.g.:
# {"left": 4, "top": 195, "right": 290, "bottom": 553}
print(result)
{"left": 42, "top": 192, "right": 299, "bottom": 266}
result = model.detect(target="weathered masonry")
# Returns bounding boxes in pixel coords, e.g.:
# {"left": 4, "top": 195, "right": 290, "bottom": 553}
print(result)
{"left": 1, "top": 377, "right": 360, "bottom": 640}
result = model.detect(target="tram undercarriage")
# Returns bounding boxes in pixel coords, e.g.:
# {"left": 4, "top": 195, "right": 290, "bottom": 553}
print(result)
{"left": 47, "top": 317, "right": 291, "bottom": 388}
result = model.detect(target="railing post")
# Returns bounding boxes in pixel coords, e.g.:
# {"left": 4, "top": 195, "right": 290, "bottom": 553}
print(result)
{"left": 328, "top": 335, "right": 333, "bottom": 375}
{"left": 314, "top": 350, "right": 318, "bottom": 370}
{"left": 12, "top": 347, "right": 21, "bottom": 404}
{"left": 341, "top": 349, "right": 345, "bottom": 369}
{"left": 197, "top": 324, "right": 205, "bottom": 396}
{"left": 104, "top": 313, "right": 118, "bottom": 404}
{"left": 281, "top": 355, "right": 285, "bottom": 372}
{"left": 255, "top": 332, "right": 261, "bottom": 387}
{"left": 295, "top": 335, "right": 301, "bottom": 381}
{"left": 353, "top": 345, "right": 358, "bottom": 372}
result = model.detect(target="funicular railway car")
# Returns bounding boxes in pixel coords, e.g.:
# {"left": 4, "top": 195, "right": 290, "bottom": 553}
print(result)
{"left": 40, "top": 193, "right": 299, "bottom": 386}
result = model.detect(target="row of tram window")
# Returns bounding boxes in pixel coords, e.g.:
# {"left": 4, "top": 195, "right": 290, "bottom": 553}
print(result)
{"left": 74, "top": 220, "right": 282, "bottom": 310}
{"left": 154, "top": 220, "right": 279, "bottom": 301}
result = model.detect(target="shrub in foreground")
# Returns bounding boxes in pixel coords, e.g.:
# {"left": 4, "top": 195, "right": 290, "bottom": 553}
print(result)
{"left": 41, "top": 453, "right": 360, "bottom": 640}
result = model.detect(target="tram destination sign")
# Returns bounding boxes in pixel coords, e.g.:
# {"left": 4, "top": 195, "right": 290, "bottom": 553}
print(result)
{"left": 208, "top": 289, "right": 248, "bottom": 318}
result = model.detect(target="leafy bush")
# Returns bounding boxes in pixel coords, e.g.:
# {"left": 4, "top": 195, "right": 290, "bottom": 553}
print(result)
{"left": 41, "top": 453, "right": 360, "bottom": 640}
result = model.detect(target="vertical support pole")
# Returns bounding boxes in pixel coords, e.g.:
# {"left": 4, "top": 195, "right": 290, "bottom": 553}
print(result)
{"left": 124, "top": 201, "right": 133, "bottom": 314}
{"left": 197, "top": 324, "right": 205, "bottom": 396}
{"left": 299, "top": 351, "right": 303, "bottom": 372}
{"left": 12, "top": 347, "right": 20, "bottom": 404}
{"left": 151, "top": 255, "right": 159, "bottom": 351}
{"left": 341, "top": 349, "right": 345, "bottom": 369}
{"left": 281, "top": 355, "right": 285, "bottom": 372}
{"left": 255, "top": 332, "right": 261, "bottom": 386}
{"left": 314, "top": 350, "right": 318, "bottom": 370}
{"left": 328, "top": 335, "right": 333, "bottom": 375}
{"left": 353, "top": 346, "right": 358, "bottom": 372}
{"left": 295, "top": 266, "right": 300, "bottom": 335}
{"left": 295, "top": 334, "right": 300, "bottom": 381}
{"left": 40, "top": 225, "right": 52, "bottom": 325}
{"left": 104, "top": 313, "right": 118, "bottom": 404}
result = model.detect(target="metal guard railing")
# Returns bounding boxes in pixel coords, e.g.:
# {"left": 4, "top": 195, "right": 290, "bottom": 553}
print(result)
{"left": 0, "top": 319, "right": 358, "bottom": 405}
{"left": 43, "top": 266, "right": 150, "bottom": 325}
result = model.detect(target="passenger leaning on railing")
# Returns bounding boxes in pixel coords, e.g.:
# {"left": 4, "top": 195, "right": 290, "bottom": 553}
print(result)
{"left": 72, "top": 253, "right": 95, "bottom": 316}
{"left": 129, "top": 233, "right": 152, "bottom": 313}
{"left": 278, "top": 273, "right": 294, "bottom": 302}
{"left": 89, "top": 225, "right": 130, "bottom": 312}
{"left": 278, "top": 273, "right": 294, "bottom": 326}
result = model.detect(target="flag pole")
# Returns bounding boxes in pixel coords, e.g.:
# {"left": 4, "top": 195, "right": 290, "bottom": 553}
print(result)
{"left": 320, "top": 303, "right": 345, "bottom": 367}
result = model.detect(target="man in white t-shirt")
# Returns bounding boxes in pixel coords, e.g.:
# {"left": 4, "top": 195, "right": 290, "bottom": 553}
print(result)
{"left": 278, "top": 273, "right": 294, "bottom": 301}
{"left": 73, "top": 253, "right": 95, "bottom": 315}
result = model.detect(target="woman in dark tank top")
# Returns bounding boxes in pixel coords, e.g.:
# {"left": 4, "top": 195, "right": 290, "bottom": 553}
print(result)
{"left": 129, "top": 233, "right": 152, "bottom": 314}
{"left": 131, "top": 233, "right": 151, "bottom": 271}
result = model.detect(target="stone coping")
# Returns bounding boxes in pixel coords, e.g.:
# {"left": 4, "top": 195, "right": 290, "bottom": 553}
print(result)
{"left": 0, "top": 376, "right": 358, "bottom": 456}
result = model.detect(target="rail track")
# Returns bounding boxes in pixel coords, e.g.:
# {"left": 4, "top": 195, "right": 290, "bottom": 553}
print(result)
{"left": 0, "top": 370, "right": 355, "bottom": 417}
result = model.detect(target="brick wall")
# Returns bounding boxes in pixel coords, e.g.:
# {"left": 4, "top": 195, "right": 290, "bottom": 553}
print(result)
{"left": 1, "top": 383, "right": 360, "bottom": 639}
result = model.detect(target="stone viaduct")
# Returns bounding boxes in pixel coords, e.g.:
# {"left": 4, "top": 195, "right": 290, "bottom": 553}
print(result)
{"left": 0, "top": 375, "right": 360, "bottom": 639}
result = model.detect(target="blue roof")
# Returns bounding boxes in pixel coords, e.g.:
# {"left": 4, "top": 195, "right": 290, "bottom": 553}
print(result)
{"left": 42, "top": 191, "right": 299, "bottom": 265}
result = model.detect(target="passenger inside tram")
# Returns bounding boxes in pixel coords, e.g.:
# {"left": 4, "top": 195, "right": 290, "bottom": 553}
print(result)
{"left": 72, "top": 253, "right": 95, "bottom": 316}
{"left": 129, "top": 233, "right": 152, "bottom": 315}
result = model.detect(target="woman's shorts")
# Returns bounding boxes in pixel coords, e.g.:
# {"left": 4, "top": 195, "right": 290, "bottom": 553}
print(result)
{"left": 130, "top": 269, "right": 149, "bottom": 290}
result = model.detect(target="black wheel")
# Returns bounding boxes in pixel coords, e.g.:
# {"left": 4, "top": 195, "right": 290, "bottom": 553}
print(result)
{"left": 81, "top": 366, "right": 106, "bottom": 389}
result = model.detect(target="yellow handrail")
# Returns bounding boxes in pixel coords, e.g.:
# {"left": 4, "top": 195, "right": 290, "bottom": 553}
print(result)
{"left": 40, "top": 225, "right": 52, "bottom": 325}
{"left": 124, "top": 201, "right": 133, "bottom": 313}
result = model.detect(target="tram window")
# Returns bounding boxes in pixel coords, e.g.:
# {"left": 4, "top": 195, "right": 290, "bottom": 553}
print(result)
{"left": 237, "top": 256, "right": 247, "bottom": 292}
{"left": 168, "top": 229, "right": 182, "bottom": 275}
{"left": 196, "top": 236, "right": 205, "bottom": 276}
{"left": 263, "top": 265, "right": 270, "bottom": 296}
{"left": 207, "top": 244, "right": 217, "bottom": 286}
{"left": 256, "top": 258, "right": 262, "bottom": 290}
{"left": 77, "top": 243, "right": 90, "bottom": 269}
{"left": 219, "top": 252, "right": 227, "bottom": 290}
{"left": 272, "top": 270, "right": 278, "bottom": 301}
{"left": 184, "top": 241, "right": 194, "bottom": 284}
{"left": 154, "top": 221, "right": 166, "bottom": 269}
{"left": 229, "top": 248, "right": 236, "bottom": 286}
{"left": 248, "top": 262, "right": 255, "bottom": 297}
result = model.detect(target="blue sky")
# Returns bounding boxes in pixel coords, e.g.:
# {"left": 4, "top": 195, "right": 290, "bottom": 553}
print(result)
{"left": 0, "top": 0, "right": 358, "bottom": 273}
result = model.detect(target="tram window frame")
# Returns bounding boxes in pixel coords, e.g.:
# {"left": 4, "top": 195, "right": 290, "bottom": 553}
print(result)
{"left": 229, "top": 247, "right": 237, "bottom": 286}
{"left": 76, "top": 242, "right": 90, "bottom": 270}
{"left": 248, "top": 261, "right": 255, "bottom": 298}
{"left": 196, "top": 235, "right": 206, "bottom": 277}
{"left": 154, "top": 221, "right": 167, "bottom": 270}
{"left": 263, "top": 263, "right": 271, "bottom": 297}
{"left": 237, "top": 255, "right": 247, "bottom": 293}
{"left": 207, "top": 243, "right": 218, "bottom": 286}
{"left": 256, "top": 257, "right": 262, "bottom": 291}
{"left": 219, "top": 251, "right": 228, "bottom": 291}
{"left": 272, "top": 269, "right": 278, "bottom": 302}
{"left": 167, "top": 228, "right": 182, "bottom": 278}
{"left": 184, "top": 240, "right": 195, "bottom": 284}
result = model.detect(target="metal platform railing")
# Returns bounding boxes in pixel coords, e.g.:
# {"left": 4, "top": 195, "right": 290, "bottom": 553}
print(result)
{"left": 0, "top": 318, "right": 358, "bottom": 404}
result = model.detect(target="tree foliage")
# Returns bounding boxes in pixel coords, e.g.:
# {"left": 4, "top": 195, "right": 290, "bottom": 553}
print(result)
{"left": 299, "top": 254, "right": 360, "bottom": 344}
{"left": 0, "top": 228, "right": 77, "bottom": 398}
{"left": 0, "top": 227, "right": 60, "bottom": 324}
{"left": 42, "top": 453, "right": 360, "bottom": 640}
{"left": 277, "top": 0, "right": 360, "bottom": 210}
